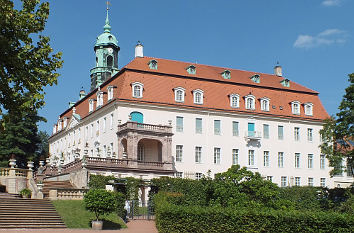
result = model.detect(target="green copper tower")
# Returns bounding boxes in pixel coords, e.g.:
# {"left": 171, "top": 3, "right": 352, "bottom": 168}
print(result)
{"left": 90, "top": 8, "right": 120, "bottom": 91}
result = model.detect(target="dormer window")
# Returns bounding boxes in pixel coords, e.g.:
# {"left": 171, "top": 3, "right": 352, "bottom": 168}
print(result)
{"left": 291, "top": 101, "right": 301, "bottom": 115}
{"left": 53, "top": 125, "right": 57, "bottom": 134}
{"left": 96, "top": 91, "right": 104, "bottom": 108}
{"left": 304, "top": 102, "right": 313, "bottom": 116}
{"left": 245, "top": 95, "right": 256, "bottom": 110}
{"left": 230, "top": 94, "right": 240, "bottom": 108}
{"left": 250, "top": 74, "right": 260, "bottom": 83}
{"left": 193, "top": 89, "right": 204, "bottom": 104}
{"left": 281, "top": 79, "right": 290, "bottom": 87}
{"left": 89, "top": 99, "right": 95, "bottom": 112}
{"left": 222, "top": 70, "right": 231, "bottom": 79}
{"left": 63, "top": 117, "right": 68, "bottom": 128}
{"left": 132, "top": 82, "right": 144, "bottom": 98}
{"left": 57, "top": 121, "right": 62, "bottom": 131}
{"left": 107, "top": 86, "right": 114, "bottom": 101}
{"left": 260, "top": 97, "right": 270, "bottom": 112}
{"left": 148, "top": 60, "right": 158, "bottom": 70}
{"left": 174, "top": 87, "right": 185, "bottom": 103}
{"left": 186, "top": 65, "right": 196, "bottom": 75}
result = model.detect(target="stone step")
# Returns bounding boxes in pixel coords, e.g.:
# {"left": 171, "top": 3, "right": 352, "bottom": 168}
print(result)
{"left": 0, "top": 224, "right": 66, "bottom": 229}
{"left": 0, "top": 213, "right": 61, "bottom": 217}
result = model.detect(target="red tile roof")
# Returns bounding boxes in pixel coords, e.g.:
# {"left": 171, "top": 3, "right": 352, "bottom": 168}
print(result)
{"left": 52, "top": 57, "right": 329, "bottom": 136}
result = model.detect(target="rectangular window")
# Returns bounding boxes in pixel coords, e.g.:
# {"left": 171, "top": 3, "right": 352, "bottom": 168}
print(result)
{"left": 110, "top": 114, "right": 113, "bottom": 130}
{"left": 263, "top": 124, "right": 269, "bottom": 139}
{"left": 214, "top": 120, "right": 221, "bottom": 135}
{"left": 195, "top": 146, "right": 202, "bottom": 163}
{"left": 308, "top": 154, "right": 313, "bottom": 168}
{"left": 232, "top": 149, "right": 239, "bottom": 165}
{"left": 307, "top": 128, "right": 313, "bottom": 142}
{"left": 96, "top": 120, "right": 99, "bottom": 137}
{"left": 281, "top": 176, "right": 287, "bottom": 187}
{"left": 278, "top": 152, "right": 284, "bottom": 168}
{"left": 295, "top": 153, "right": 300, "bottom": 168}
{"left": 232, "top": 121, "right": 239, "bottom": 136}
{"left": 320, "top": 178, "right": 326, "bottom": 187}
{"left": 176, "top": 145, "right": 183, "bottom": 162}
{"left": 278, "top": 125, "right": 284, "bottom": 140}
{"left": 103, "top": 117, "right": 106, "bottom": 133}
{"left": 196, "top": 118, "right": 202, "bottom": 134}
{"left": 195, "top": 172, "right": 203, "bottom": 180}
{"left": 248, "top": 150, "right": 255, "bottom": 166}
{"left": 295, "top": 177, "right": 301, "bottom": 186}
{"left": 214, "top": 148, "right": 221, "bottom": 164}
{"left": 294, "top": 127, "right": 300, "bottom": 141}
{"left": 308, "top": 177, "right": 314, "bottom": 186}
{"left": 264, "top": 151, "right": 270, "bottom": 167}
{"left": 175, "top": 172, "right": 183, "bottom": 178}
{"left": 267, "top": 176, "right": 273, "bottom": 182}
{"left": 320, "top": 155, "right": 325, "bottom": 169}
{"left": 176, "top": 116, "right": 184, "bottom": 132}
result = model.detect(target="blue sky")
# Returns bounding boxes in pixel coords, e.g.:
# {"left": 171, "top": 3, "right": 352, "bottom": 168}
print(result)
{"left": 35, "top": 0, "right": 353, "bottom": 133}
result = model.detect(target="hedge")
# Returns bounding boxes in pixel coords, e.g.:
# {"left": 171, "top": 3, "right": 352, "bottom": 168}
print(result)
{"left": 154, "top": 193, "right": 354, "bottom": 233}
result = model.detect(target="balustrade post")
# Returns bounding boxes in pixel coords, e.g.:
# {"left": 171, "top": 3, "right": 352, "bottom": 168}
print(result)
{"left": 27, "top": 161, "right": 34, "bottom": 179}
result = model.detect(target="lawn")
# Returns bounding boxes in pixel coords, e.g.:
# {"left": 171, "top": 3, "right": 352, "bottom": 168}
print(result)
{"left": 52, "top": 200, "right": 127, "bottom": 229}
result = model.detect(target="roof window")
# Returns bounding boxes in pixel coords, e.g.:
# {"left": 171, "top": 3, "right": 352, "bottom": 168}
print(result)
{"left": 250, "top": 74, "right": 260, "bottom": 83}
{"left": 148, "top": 60, "right": 158, "bottom": 70}
{"left": 222, "top": 70, "right": 231, "bottom": 79}
{"left": 186, "top": 65, "right": 196, "bottom": 75}
{"left": 281, "top": 79, "right": 290, "bottom": 87}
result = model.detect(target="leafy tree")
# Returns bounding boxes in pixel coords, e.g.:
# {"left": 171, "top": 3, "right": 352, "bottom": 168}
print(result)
{"left": 320, "top": 74, "right": 354, "bottom": 177}
{"left": 0, "top": 110, "right": 44, "bottom": 167}
{"left": 0, "top": 0, "right": 63, "bottom": 114}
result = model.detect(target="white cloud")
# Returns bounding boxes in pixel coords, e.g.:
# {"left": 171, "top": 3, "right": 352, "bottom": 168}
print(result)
{"left": 293, "top": 29, "right": 348, "bottom": 48}
{"left": 322, "top": 0, "right": 342, "bottom": 6}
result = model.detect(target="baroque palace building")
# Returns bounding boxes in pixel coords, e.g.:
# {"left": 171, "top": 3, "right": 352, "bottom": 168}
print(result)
{"left": 48, "top": 11, "right": 353, "bottom": 189}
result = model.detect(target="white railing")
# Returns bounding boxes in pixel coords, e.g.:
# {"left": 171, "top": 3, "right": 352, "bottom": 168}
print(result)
{"left": 244, "top": 131, "right": 262, "bottom": 139}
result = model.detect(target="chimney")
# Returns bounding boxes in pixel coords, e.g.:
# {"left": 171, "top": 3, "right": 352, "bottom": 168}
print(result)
{"left": 79, "top": 88, "right": 86, "bottom": 100}
{"left": 274, "top": 62, "right": 282, "bottom": 77}
{"left": 135, "top": 41, "right": 143, "bottom": 58}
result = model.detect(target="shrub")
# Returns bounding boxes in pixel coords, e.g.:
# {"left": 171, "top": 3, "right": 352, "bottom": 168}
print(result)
{"left": 84, "top": 189, "right": 118, "bottom": 221}
{"left": 154, "top": 192, "right": 354, "bottom": 233}
{"left": 114, "top": 192, "right": 126, "bottom": 220}
{"left": 88, "top": 175, "right": 115, "bottom": 189}
{"left": 19, "top": 188, "right": 31, "bottom": 198}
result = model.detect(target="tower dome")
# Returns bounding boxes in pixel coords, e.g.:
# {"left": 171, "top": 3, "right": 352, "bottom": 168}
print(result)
{"left": 94, "top": 11, "right": 118, "bottom": 49}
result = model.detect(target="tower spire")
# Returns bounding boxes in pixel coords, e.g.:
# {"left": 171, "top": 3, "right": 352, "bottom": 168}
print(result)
{"left": 104, "top": 1, "right": 111, "bottom": 33}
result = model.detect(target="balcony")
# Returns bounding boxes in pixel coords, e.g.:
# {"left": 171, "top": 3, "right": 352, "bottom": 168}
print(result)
{"left": 244, "top": 131, "right": 262, "bottom": 140}
{"left": 117, "top": 122, "right": 173, "bottom": 136}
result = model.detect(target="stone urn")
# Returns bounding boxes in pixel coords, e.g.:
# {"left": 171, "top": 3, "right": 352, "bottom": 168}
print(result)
{"left": 91, "top": 220, "right": 103, "bottom": 230}
{"left": 27, "top": 161, "right": 34, "bottom": 170}
{"left": 9, "top": 159, "right": 16, "bottom": 168}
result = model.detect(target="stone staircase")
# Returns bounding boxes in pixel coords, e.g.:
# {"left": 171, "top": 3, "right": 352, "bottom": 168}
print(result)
{"left": 42, "top": 180, "right": 76, "bottom": 198}
{"left": 0, "top": 193, "right": 66, "bottom": 229}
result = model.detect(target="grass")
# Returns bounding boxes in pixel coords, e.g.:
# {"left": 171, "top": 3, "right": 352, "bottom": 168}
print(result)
{"left": 52, "top": 200, "right": 127, "bottom": 229}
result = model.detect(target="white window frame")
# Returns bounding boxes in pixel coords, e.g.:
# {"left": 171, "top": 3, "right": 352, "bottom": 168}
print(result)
{"left": 291, "top": 101, "right": 301, "bottom": 115}
{"left": 320, "top": 178, "right": 326, "bottom": 187}
{"left": 281, "top": 176, "right": 287, "bottom": 187}
{"left": 308, "top": 177, "right": 314, "bottom": 186}
{"left": 107, "top": 86, "right": 114, "bottom": 101}
{"left": 304, "top": 102, "right": 313, "bottom": 116}
{"left": 132, "top": 82, "right": 144, "bottom": 98}
{"left": 193, "top": 89, "right": 204, "bottom": 104}
{"left": 195, "top": 118, "right": 202, "bottom": 134}
{"left": 278, "top": 125, "right": 284, "bottom": 140}
{"left": 63, "top": 118, "right": 68, "bottom": 128}
{"left": 176, "top": 145, "right": 183, "bottom": 162}
{"left": 96, "top": 91, "right": 104, "bottom": 108}
{"left": 320, "top": 155, "right": 326, "bottom": 169}
{"left": 89, "top": 99, "right": 95, "bottom": 112}
{"left": 264, "top": 151, "right": 270, "bottom": 167}
{"left": 195, "top": 146, "right": 202, "bottom": 163}
{"left": 195, "top": 172, "right": 202, "bottom": 180}
{"left": 232, "top": 149, "right": 239, "bottom": 165}
{"left": 245, "top": 95, "right": 256, "bottom": 110}
{"left": 294, "top": 127, "right": 300, "bottom": 141}
{"left": 295, "top": 177, "right": 301, "bottom": 186}
{"left": 263, "top": 124, "right": 269, "bottom": 139}
{"left": 260, "top": 97, "right": 270, "bottom": 112}
{"left": 248, "top": 150, "right": 255, "bottom": 166}
{"left": 308, "top": 154, "right": 313, "bottom": 168}
{"left": 214, "top": 147, "right": 221, "bottom": 164}
{"left": 176, "top": 116, "right": 183, "bottom": 132}
{"left": 174, "top": 87, "right": 185, "bottom": 103}
{"left": 230, "top": 94, "right": 240, "bottom": 108}
{"left": 232, "top": 121, "right": 239, "bottom": 136}
{"left": 214, "top": 120, "right": 221, "bottom": 135}
{"left": 278, "top": 152, "right": 284, "bottom": 168}
{"left": 307, "top": 128, "right": 313, "bottom": 142}
{"left": 295, "top": 153, "right": 300, "bottom": 168}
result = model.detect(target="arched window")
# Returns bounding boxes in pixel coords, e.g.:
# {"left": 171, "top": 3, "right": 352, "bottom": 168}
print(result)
{"left": 107, "top": 55, "right": 113, "bottom": 67}
{"left": 260, "top": 97, "right": 270, "bottom": 111}
{"left": 130, "top": 112, "right": 144, "bottom": 123}
{"left": 245, "top": 95, "right": 255, "bottom": 110}
{"left": 174, "top": 87, "right": 185, "bottom": 102}
{"left": 304, "top": 103, "right": 313, "bottom": 116}
{"left": 131, "top": 82, "right": 144, "bottom": 98}
{"left": 291, "top": 101, "right": 301, "bottom": 115}
{"left": 230, "top": 94, "right": 239, "bottom": 108}
{"left": 193, "top": 89, "right": 204, "bottom": 104}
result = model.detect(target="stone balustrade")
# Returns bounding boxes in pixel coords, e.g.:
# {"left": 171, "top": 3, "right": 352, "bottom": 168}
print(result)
{"left": 117, "top": 121, "right": 172, "bottom": 135}
{"left": 49, "top": 188, "right": 88, "bottom": 200}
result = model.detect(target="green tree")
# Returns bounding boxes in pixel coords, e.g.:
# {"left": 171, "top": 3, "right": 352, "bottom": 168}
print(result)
{"left": 320, "top": 74, "right": 354, "bottom": 177}
{"left": 0, "top": 110, "right": 44, "bottom": 167}
{"left": 0, "top": 0, "right": 63, "bottom": 114}
{"left": 84, "top": 189, "right": 118, "bottom": 221}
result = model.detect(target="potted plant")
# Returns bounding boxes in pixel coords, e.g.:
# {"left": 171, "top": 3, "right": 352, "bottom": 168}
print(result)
{"left": 19, "top": 188, "right": 32, "bottom": 198}
{"left": 84, "top": 189, "right": 117, "bottom": 230}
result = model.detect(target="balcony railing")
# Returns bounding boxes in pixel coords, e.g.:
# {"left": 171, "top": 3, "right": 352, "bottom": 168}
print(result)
{"left": 244, "top": 131, "right": 262, "bottom": 140}
{"left": 117, "top": 122, "right": 173, "bottom": 135}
